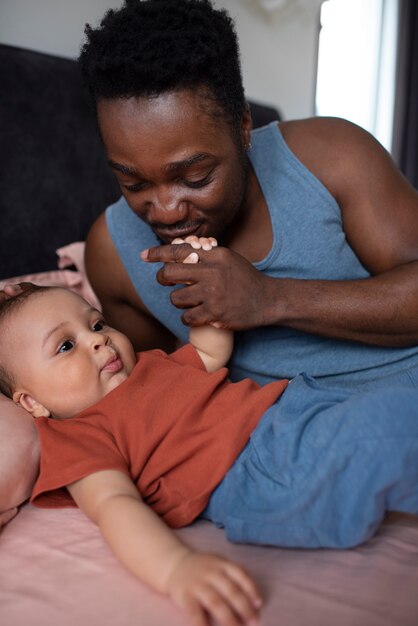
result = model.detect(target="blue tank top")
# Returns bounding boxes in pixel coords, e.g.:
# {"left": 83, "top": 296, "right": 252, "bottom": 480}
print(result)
{"left": 106, "top": 122, "right": 418, "bottom": 386}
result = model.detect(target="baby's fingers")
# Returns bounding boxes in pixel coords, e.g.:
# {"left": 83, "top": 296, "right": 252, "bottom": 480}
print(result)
{"left": 172, "top": 236, "right": 202, "bottom": 249}
{"left": 170, "top": 239, "right": 199, "bottom": 264}
{"left": 194, "top": 584, "right": 252, "bottom": 626}
{"left": 183, "top": 252, "right": 200, "bottom": 264}
{"left": 224, "top": 563, "right": 263, "bottom": 610}
{"left": 194, "top": 236, "right": 218, "bottom": 251}
{"left": 177, "top": 587, "right": 244, "bottom": 626}
{"left": 180, "top": 596, "right": 211, "bottom": 626}
{"left": 172, "top": 236, "right": 218, "bottom": 251}
{"left": 208, "top": 570, "right": 262, "bottom": 626}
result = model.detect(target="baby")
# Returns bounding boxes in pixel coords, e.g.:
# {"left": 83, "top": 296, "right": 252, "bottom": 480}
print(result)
{"left": 1, "top": 241, "right": 418, "bottom": 626}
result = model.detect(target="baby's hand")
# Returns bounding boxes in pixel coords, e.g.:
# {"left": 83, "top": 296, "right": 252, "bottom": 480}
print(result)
{"left": 172, "top": 236, "right": 218, "bottom": 264}
{"left": 166, "top": 551, "right": 262, "bottom": 626}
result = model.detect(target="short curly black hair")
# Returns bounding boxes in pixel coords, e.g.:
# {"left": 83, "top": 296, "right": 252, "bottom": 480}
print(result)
{"left": 78, "top": 0, "right": 246, "bottom": 127}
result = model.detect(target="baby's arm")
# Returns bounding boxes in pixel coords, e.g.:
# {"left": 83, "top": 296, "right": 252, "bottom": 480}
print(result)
{"left": 190, "top": 324, "right": 233, "bottom": 372}
{"left": 174, "top": 236, "right": 233, "bottom": 372}
{"left": 68, "top": 470, "right": 261, "bottom": 626}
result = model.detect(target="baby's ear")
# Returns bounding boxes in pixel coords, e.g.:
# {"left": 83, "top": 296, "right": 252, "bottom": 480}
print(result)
{"left": 12, "top": 391, "right": 50, "bottom": 418}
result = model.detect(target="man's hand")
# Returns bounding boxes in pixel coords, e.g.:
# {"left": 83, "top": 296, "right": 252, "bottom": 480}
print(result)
{"left": 166, "top": 236, "right": 234, "bottom": 370}
{"left": 166, "top": 551, "right": 262, "bottom": 626}
{"left": 141, "top": 242, "right": 274, "bottom": 330}
{"left": 171, "top": 235, "right": 218, "bottom": 266}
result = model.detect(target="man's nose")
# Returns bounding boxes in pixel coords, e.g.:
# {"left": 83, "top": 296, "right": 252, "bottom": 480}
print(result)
{"left": 148, "top": 188, "right": 188, "bottom": 225}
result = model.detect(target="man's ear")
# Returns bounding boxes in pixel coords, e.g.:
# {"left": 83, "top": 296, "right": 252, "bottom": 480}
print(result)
{"left": 12, "top": 391, "right": 50, "bottom": 418}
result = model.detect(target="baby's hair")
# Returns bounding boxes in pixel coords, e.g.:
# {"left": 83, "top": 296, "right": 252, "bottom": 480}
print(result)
{"left": 78, "top": 0, "right": 246, "bottom": 131}
{"left": 0, "top": 285, "right": 52, "bottom": 398}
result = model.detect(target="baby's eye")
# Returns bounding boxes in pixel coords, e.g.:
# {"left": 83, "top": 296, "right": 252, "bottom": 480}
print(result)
{"left": 58, "top": 340, "right": 74, "bottom": 353}
{"left": 92, "top": 320, "right": 106, "bottom": 332}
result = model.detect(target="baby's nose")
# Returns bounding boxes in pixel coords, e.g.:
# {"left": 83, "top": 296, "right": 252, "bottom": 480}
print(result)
{"left": 92, "top": 334, "right": 109, "bottom": 349}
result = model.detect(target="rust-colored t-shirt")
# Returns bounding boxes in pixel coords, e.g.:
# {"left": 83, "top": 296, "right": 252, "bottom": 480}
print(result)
{"left": 31, "top": 345, "right": 288, "bottom": 527}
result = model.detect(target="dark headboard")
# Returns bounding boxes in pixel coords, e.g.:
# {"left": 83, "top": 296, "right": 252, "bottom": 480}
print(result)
{"left": 0, "top": 43, "right": 280, "bottom": 277}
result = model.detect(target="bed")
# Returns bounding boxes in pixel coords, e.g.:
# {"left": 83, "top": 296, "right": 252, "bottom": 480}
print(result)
{"left": 1, "top": 43, "right": 418, "bottom": 626}
{"left": 2, "top": 507, "right": 418, "bottom": 625}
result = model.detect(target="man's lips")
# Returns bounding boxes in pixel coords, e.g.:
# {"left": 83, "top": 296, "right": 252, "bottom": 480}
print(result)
{"left": 101, "top": 354, "right": 123, "bottom": 373}
{"left": 152, "top": 222, "right": 204, "bottom": 242}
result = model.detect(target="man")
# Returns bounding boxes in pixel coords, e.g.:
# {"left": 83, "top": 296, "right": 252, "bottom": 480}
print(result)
{"left": 80, "top": 0, "right": 418, "bottom": 387}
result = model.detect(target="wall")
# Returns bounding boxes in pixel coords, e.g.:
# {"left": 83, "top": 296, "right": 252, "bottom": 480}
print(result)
{"left": 215, "top": 0, "right": 322, "bottom": 119}
{"left": 0, "top": 0, "right": 322, "bottom": 119}
{"left": 0, "top": 0, "right": 121, "bottom": 59}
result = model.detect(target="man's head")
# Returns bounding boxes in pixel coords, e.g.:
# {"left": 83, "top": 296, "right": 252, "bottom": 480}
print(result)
{"left": 0, "top": 287, "right": 137, "bottom": 420}
{"left": 79, "top": 1, "right": 254, "bottom": 245}
{"left": 79, "top": 0, "right": 246, "bottom": 130}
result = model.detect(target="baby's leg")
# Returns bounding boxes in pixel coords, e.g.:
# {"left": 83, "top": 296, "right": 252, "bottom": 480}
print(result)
{"left": 207, "top": 376, "right": 418, "bottom": 548}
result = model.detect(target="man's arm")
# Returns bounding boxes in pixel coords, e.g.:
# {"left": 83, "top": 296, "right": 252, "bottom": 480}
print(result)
{"left": 255, "top": 116, "right": 418, "bottom": 346}
{"left": 85, "top": 213, "right": 177, "bottom": 352}
{"left": 68, "top": 470, "right": 261, "bottom": 626}
{"left": 142, "top": 118, "right": 418, "bottom": 347}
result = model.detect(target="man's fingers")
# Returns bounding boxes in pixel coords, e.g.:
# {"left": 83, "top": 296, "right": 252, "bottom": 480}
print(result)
{"left": 168, "top": 287, "right": 222, "bottom": 325}
{"left": 156, "top": 261, "right": 204, "bottom": 286}
{"left": 141, "top": 239, "right": 217, "bottom": 264}
{"left": 170, "top": 284, "right": 201, "bottom": 309}
{"left": 181, "top": 304, "right": 215, "bottom": 327}
{"left": 141, "top": 243, "right": 199, "bottom": 264}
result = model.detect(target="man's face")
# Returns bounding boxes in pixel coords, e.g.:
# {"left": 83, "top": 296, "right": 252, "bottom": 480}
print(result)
{"left": 97, "top": 89, "right": 251, "bottom": 244}
{"left": 6, "top": 289, "right": 137, "bottom": 419}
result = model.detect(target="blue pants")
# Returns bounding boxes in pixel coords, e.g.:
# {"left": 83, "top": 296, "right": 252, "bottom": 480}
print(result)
{"left": 202, "top": 374, "right": 418, "bottom": 548}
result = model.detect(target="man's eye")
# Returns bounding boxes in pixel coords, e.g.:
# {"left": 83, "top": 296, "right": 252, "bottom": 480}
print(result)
{"left": 58, "top": 340, "right": 74, "bottom": 353}
{"left": 124, "top": 182, "right": 147, "bottom": 193}
{"left": 92, "top": 320, "right": 105, "bottom": 332}
{"left": 183, "top": 174, "right": 213, "bottom": 189}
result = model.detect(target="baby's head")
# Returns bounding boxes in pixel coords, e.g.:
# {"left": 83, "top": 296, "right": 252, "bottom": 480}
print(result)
{"left": 0, "top": 286, "right": 137, "bottom": 419}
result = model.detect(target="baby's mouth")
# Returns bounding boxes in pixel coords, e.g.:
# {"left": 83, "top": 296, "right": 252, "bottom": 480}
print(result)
{"left": 101, "top": 353, "right": 123, "bottom": 373}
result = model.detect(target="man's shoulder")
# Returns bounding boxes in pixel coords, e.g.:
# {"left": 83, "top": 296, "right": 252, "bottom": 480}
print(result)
{"left": 280, "top": 116, "right": 367, "bottom": 149}
{"left": 279, "top": 117, "right": 379, "bottom": 195}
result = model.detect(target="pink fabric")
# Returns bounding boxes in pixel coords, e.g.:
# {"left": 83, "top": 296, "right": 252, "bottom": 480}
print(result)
{"left": 0, "top": 395, "right": 39, "bottom": 526}
{"left": 1, "top": 505, "right": 418, "bottom": 625}
{"left": 0, "top": 242, "right": 101, "bottom": 310}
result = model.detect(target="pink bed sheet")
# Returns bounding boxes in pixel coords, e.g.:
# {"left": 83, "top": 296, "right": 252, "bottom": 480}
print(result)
{"left": 1, "top": 504, "right": 418, "bottom": 626}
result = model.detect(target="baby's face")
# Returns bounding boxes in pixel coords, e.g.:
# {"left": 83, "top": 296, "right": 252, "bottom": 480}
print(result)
{"left": 5, "top": 289, "right": 137, "bottom": 419}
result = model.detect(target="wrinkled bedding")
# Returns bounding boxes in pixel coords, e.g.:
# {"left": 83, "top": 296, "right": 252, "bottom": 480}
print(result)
{"left": 1, "top": 505, "right": 417, "bottom": 625}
